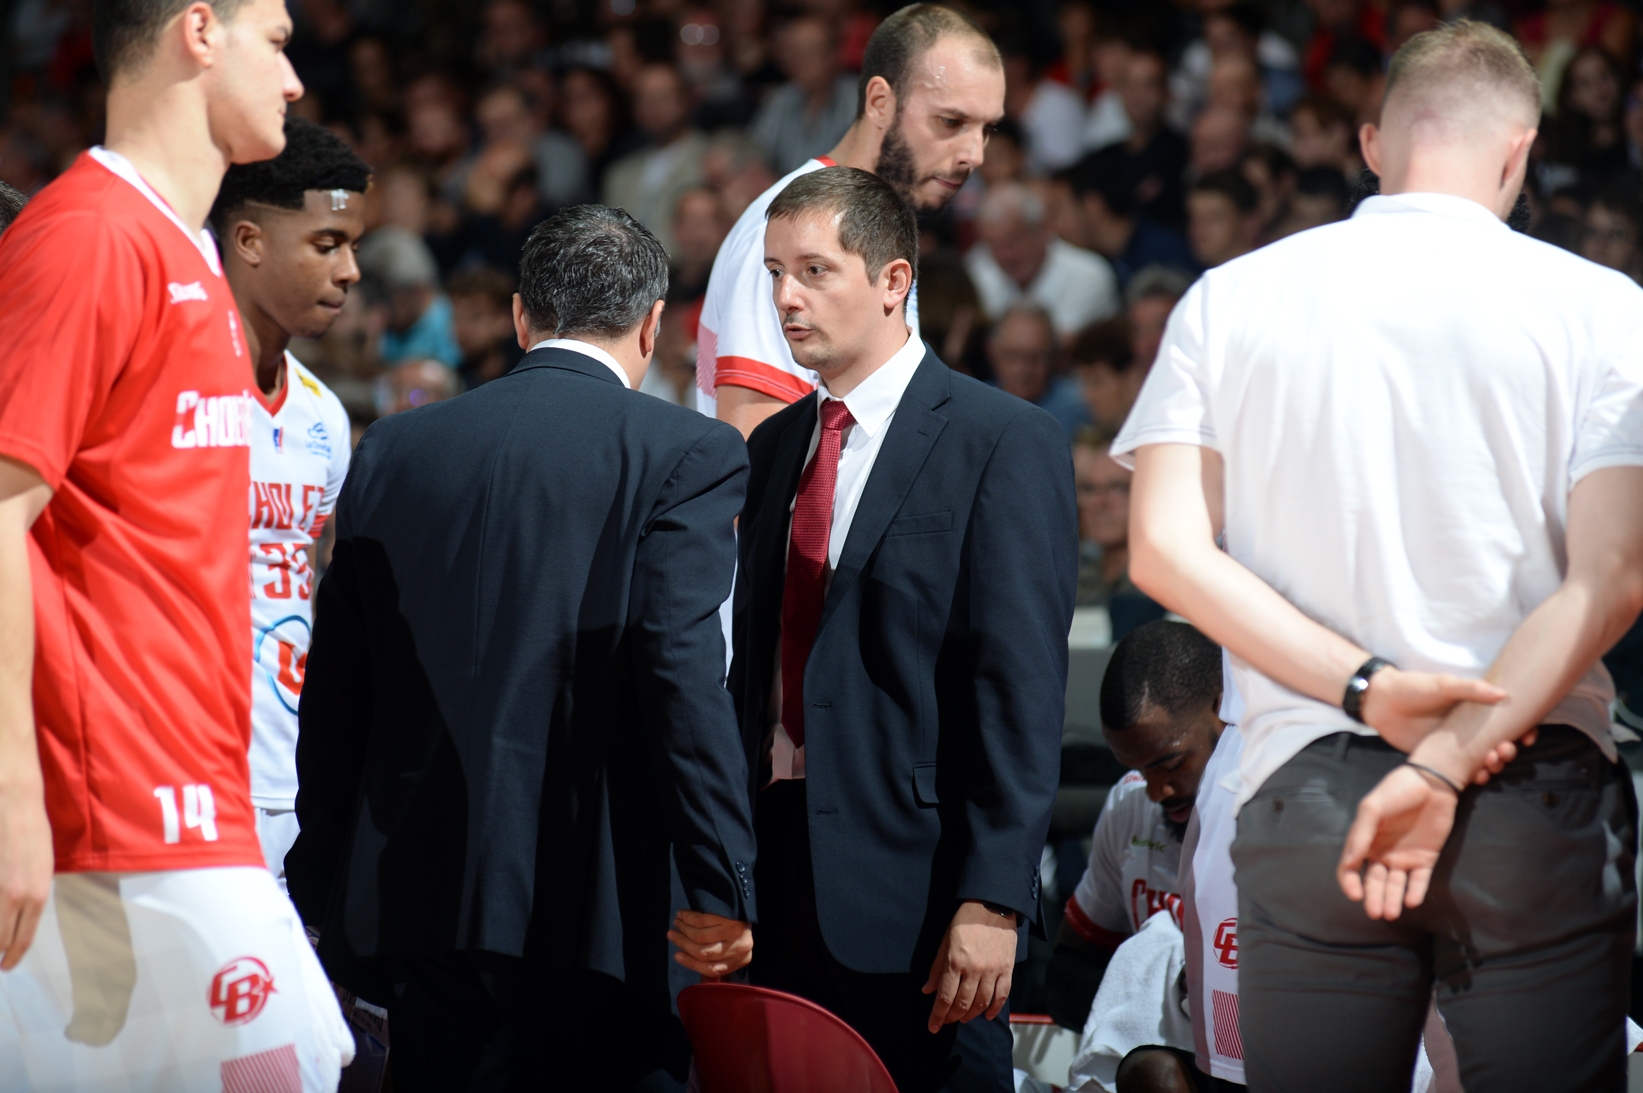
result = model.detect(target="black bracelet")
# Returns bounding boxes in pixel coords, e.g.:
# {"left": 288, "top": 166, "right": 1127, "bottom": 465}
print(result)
{"left": 1405, "top": 761, "right": 1464, "bottom": 796}
{"left": 1342, "top": 656, "right": 1395, "bottom": 723}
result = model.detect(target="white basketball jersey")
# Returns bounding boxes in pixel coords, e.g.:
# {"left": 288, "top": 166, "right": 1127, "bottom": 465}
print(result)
{"left": 248, "top": 353, "right": 350, "bottom": 809}
{"left": 1184, "top": 725, "right": 1245, "bottom": 1083}
{"left": 1069, "top": 772, "right": 1184, "bottom": 944}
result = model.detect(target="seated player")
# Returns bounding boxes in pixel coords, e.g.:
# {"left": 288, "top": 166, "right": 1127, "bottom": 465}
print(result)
{"left": 210, "top": 116, "right": 367, "bottom": 893}
{"left": 1048, "top": 621, "right": 1225, "bottom": 1033}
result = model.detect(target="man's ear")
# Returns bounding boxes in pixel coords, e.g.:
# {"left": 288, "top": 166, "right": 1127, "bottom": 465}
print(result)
{"left": 1359, "top": 122, "right": 1382, "bottom": 176}
{"left": 881, "top": 258, "right": 913, "bottom": 315}
{"left": 638, "top": 299, "right": 666, "bottom": 361}
{"left": 230, "top": 218, "right": 265, "bottom": 267}
{"left": 512, "top": 293, "right": 534, "bottom": 351}
{"left": 1501, "top": 126, "right": 1536, "bottom": 203}
{"left": 180, "top": 1, "right": 222, "bottom": 69}
{"left": 862, "top": 75, "right": 897, "bottom": 132}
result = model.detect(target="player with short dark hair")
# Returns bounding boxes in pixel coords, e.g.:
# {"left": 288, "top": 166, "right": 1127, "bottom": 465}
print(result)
{"left": 0, "top": 0, "right": 352, "bottom": 1086}
{"left": 1047, "top": 622, "right": 1225, "bottom": 1035}
{"left": 211, "top": 114, "right": 367, "bottom": 895}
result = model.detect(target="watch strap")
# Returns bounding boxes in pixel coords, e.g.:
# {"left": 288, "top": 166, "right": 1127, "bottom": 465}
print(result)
{"left": 1342, "top": 656, "right": 1395, "bottom": 723}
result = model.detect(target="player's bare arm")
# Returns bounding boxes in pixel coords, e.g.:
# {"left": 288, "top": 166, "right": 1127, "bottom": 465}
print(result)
{"left": 1339, "top": 464, "right": 1643, "bottom": 919}
{"left": 1128, "top": 443, "right": 1507, "bottom": 749}
{"left": 0, "top": 454, "right": 53, "bottom": 970}
{"left": 715, "top": 384, "right": 788, "bottom": 439}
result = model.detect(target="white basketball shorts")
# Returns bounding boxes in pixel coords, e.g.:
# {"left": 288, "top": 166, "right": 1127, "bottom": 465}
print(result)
{"left": 0, "top": 865, "right": 353, "bottom": 1092}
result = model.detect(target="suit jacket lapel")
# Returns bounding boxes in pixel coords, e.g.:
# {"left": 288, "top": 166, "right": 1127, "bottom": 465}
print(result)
{"left": 819, "top": 353, "right": 951, "bottom": 629}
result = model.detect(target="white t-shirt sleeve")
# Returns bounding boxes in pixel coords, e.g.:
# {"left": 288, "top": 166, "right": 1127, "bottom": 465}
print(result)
{"left": 1071, "top": 773, "right": 1145, "bottom": 941}
{"left": 1111, "top": 278, "right": 1218, "bottom": 469}
{"left": 1570, "top": 301, "right": 1643, "bottom": 483}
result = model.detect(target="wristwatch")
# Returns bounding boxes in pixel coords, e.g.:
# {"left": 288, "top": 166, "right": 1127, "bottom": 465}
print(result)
{"left": 1342, "top": 656, "right": 1395, "bottom": 723}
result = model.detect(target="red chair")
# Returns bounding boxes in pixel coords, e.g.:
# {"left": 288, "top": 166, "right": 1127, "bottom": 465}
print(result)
{"left": 678, "top": 982, "right": 899, "bottom": 1093}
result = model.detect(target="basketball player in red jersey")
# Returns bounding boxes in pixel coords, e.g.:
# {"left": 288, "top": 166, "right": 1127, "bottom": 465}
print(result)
{"left": 0, "top": 1, "right": 352, "bottom": 1087}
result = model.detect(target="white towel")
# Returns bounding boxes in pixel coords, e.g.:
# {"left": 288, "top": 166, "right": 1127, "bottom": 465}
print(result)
{"left": 1066, "top": 910, "right": 1193, "bottom": 1093}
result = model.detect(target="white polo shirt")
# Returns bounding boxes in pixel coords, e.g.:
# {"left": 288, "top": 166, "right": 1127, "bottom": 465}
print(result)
{"left": 1114, "top": 192, "right": 1643, "bottom": 806}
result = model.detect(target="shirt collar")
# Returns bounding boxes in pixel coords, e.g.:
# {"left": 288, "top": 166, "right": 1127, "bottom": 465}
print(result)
{"left": 88, "top": 146, "right": 223, "bottom": 275}
{"left": 1351, "top": 191, "right": 1508, "bottom": 230}
{"left": 528, "top": 337, "right": 632, "bottom": 389}
{"left": 818, "top": 328, "right": 922, "bottom": 438}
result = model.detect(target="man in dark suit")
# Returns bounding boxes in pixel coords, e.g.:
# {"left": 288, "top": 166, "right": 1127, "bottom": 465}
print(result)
{"left": 731, "top": 167, "right": 1077, "bottom": 1092}
{"left": 287, "top": 205, "right": 757, "bottom": 1092}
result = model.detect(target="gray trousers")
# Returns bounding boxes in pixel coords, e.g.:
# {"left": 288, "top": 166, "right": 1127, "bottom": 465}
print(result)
{"left": 1232, "top": 727, "right": 1637, "bottom": 1093}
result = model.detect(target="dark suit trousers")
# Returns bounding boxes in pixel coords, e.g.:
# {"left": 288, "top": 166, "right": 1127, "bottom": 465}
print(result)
{"left": 751, "top": 779, "right": 1015, "bottom": 1093}
{"left": 1234, "top": 727, "right": 1637, "bottom": 1093}
{"left": 384, "top": 953, "right": 690, "bottom": 1093}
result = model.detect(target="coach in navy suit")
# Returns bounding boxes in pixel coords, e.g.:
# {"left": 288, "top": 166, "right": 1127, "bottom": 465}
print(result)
{"left": 288, "top": 206, "right": 756, "bottom": 1092}
{"left": 729, "top": 168, "right": 1077, "bottom": 1091}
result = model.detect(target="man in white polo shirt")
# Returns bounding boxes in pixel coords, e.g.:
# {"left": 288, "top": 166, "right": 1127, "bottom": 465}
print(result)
{"left": 1116, "top": 20, "right": 1643, "bottom": 1091}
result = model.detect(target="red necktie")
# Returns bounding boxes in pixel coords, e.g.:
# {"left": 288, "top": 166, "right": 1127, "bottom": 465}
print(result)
{"left": 780, "top": 399, "right": 855, "bottom": 749}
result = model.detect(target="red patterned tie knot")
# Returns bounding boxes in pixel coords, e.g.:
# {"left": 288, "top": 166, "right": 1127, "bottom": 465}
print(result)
{"left": 820, "top": 399, "right": 855, "bottom": 432}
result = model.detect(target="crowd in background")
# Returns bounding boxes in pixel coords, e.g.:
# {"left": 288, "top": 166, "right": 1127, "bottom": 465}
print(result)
{"left": 8, "top": 0, "right": 1643, "bottom": 587}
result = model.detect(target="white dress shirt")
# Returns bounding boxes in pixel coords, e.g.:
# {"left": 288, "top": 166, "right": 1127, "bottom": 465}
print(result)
{"left": 528, "top": 337, "right": 631, "bottom": 389}
{"left": 767, "top": 328, "right": 926, "bottom": 782}
{"left": 1113, "top": 192, "right": 1643, "bottom": 807}
{"left": 965, "top": 237, "right": 1121, "bottom": 336}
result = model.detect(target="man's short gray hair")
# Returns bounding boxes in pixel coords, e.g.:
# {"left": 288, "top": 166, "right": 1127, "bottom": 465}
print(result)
{"left": 518, "top": 205, "right": 669, "bottom": 340}
{"left": 1125, "top": 264, "right": 1194, "bottom": 309}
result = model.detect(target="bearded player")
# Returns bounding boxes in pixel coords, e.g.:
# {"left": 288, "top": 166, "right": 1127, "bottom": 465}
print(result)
{"left": 210, "top": 116, "right": 364, "bottom": 893}
{"left": 0, "top": 0, "right": 352, "bottom": 1088}
{"left": 697, "top": 3, "right": 1005, "bottom": 436}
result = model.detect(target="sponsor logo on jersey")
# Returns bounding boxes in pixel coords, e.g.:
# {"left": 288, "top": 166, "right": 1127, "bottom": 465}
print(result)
{"left": 297, "top": 371, "right": 322, "bottom": 397}
{"left": 172, "top": 391, "right": 254, "bottom": 449}
{"left": 271, "top": 426, "right": 284, "bottom": 454}
{"left": 1129, "top": 835, "right": 1169, "bottom": 852}
{"left": 167, "top": 280, "right": 209, "bottom": 304}
{"left": 256, "top": 615, "right": 313, "bottom": 713}
{"left": 209, "top": 957, "right": 275, "bottom": 1025}
{"left": 305, "top": 420, "right": 332, "bottom": 458}
{"left": 1130, "top": 877, "right": 1184, "bottom": 931}
{"left": 1213, "top": 917, "right": 1238, "bottom": 969}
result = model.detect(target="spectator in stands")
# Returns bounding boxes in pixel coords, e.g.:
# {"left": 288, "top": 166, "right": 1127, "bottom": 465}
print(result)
{"left": 604, "top": 64, "right": 709, "bottom": 256}
{"left": 750, "top": 13, "right": 858, "bottom": 175}
{"left": 988, "top": 304, "right": 1092, "bottom": 437}
{"left": 1045, "top": 620, "right": 1225, "bottom": 1031}
{"left": 474, "top": 0, "right": 548, "bottom": 78}
{"left": 977, "top": 117, "right": 1028, "bottom": 187}
{"left": 1187, "top": 170, "right": 1261, "bottom": 269}
{"left": 375, "top": 357, "right": 462, "bottom": 415}
{"left": 449, "top": 266, "right": 521, "bottom": 389}
{"left": 360, "top": 226, "right": 461, "bottom": 367}
{"left": 560, "top": 66, "right": 634, "bottom": 184}
{"left": 1581, "top": 185, "right": 1643, "bottom": 282}
{"left": 1241, "top": 143, "right": 1299, "bottom": 244}
{"left": 453, "top": 151, "right": 548, "bottom": 273}
{"left": 640, "top": 305, "right": 699, "bottom": 406}
{"left": 472, "top": 81, "right": 591, "bottom": 211}
{"left": 1072, "top": 427, "right": 1143, "bottom": 607}
{"left": 670, "top": 186, "right": 729, "bottom": 304}
{"left": 1205, "top": 53, "right": 1290, "bottom": 149}
{"left": 968, "top": 180, "right": 1120, "bottom": 338}
{"left": 1070, "top": 319, "right": 1144, "bottom": 429}
{"left": 1190, "top": 105, "right": 1253, "bottom": 178}
{"left": 1301, "top": 0, "right": 1386, "bottom": 92}
{"left": 1515, "top": 0, "right": 1635, "bottom": 101}
{"left": 0, "top": 181, "right": 25, "bottom": 233}
{"left": 1086, "top": 47, "right": 1189, "bottom": 228}
{"left": 1543, "top": 47, "right": 1631, "bottom": 181}
{"left": 1126, "top": 265, "right": 1192, "bottom": 372}
{"left": 1281, "top": 166, "right": 1352, "bottom": 236}
{"left": 1388, "top": 0, "right": 1442, "bottom": 52}
{"left": 1070, "top": 153, "right": 1197, "bottom": 286}
{"left": 678, "top": 7, "right": 759, "bottom": 131}
{"left": 1290, "top": 93, "right": 1364, "bottom": 178}
{"left": 701, "top": 131, "right": 778, "bottom": 221}
{"left": 1000, "top": 32, "right": 1088, "bottom": 175}
{"left": 405, "top": 74, "right": 475, "bottom": 207}
{"left": 1171, "top": 1, "right": 1304, "bottom": 125}
{"left": 916, "top": 250, "right": 987, "bottom": 376}
{"left": 1080, "top": 26, "right": 1134, "bottom": 152}
{"left": 1323, "top": 38, "right": 1386, "bottom": 126}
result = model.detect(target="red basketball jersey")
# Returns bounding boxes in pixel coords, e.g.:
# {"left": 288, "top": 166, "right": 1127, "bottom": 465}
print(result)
{"left": 0, "top": 149, "right": 262, "bottom": 872}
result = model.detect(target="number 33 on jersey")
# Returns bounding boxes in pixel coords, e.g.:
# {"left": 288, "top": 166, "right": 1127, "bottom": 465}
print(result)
{"left": 248, "top": 352, "right": 351, "bottom": 811}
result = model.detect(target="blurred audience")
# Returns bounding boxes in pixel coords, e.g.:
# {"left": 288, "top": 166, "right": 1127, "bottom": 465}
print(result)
{"left": 1125, "top": 265, "right": 1192, "bottom": 372}
{"left": 1068, "top": 153, "right": 1197, "bottom": 286}
{"left": 448, "top": 267, "right": 522, "bottom": 389}
{"left": 375, "top": 358, "right": 462, "bottom": 416}
{"left": 987, "top": 304, "right": 1092, "bottom": 437}
{"left": 603, "top": 64, "right": 709, "bottom": 255}
{"left": 968, "top": 181, "right": 1120, "bottom": 338}
{"left": 1072, "top": 427, "right": 1138, "bottom": 608}
{"left": 1069, "top": 319, "right": 1143, "bottom": 429}
{"left": 360, "top": 227, "right": 461, "bottom": 367}
{"left": 1187, "top": 169, "right": 1262, "bottom": 268}
{"left": 749, "top": 13, "right": 857, "bottom": 174}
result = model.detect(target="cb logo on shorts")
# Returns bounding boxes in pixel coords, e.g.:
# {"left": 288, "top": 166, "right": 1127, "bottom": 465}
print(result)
{"left": 1213, "top": 918, "right": 1238, "bottom": 969}
{"left": 209, "top": 956, "right": 276, "bottom": 1025}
